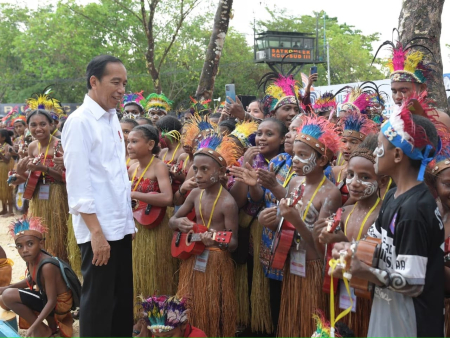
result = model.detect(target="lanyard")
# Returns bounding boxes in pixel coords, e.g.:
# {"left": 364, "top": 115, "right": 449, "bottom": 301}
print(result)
{"left": 344, "top": 197, "right": 381, "bottom": 241}
{"left": 126, "top": 158, "right": 130, "bottom": 166}
{"left": 283, "top": 168, "right": 295, "bottom": 188}
{"left": 199, "top": 185, "right": 222, "bottom": 229}
{"left": 162, "top": 143, "right": 181, "bottom": 164}
{"left": 131, "top": 156, "right": 155, "bottom": 191}
{"left": 302, "top": 175, "right": 326, "bottom": 221}
{"left": 329, "top": 260, "right": 353, "bottom": 337}
{"left": 382, "top": 177, "right": 392, "bottom": 200}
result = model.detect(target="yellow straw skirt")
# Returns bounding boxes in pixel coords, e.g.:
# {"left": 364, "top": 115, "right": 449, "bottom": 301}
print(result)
{"left": 0, "top": 161, "right": 13, "bottom": 202}
{"left": 133, "top": 214, "right": 178, "bottom": 301}
{"left": 177, "top": 248, "right": 237, "bottom": 337}
{"left": 250, "top": 220, "right": 272, "bottom": 334}
{"left": 29, "top": 182, "right": 69, "bottom": 262}
{"left": 66, "top": 214, "right": 82, "bottom": 278}
{"left": 278, "top": 259, "right": 328, "bottom": 337}
{"left": 234, "top": 211, "right": 251, "bottom": 328}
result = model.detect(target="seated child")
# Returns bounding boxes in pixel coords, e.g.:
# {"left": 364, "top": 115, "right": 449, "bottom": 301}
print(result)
{"left": 0, "top": 217, "right": 73, "bottom": 337}
{"left": 133, "top": 295, "right": 206, "bottom": 337}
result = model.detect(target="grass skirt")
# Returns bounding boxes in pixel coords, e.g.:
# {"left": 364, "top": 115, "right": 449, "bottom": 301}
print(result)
{"left": 29, "top": 182, "right": 69, "bottom": 262}
{"left": 66, "top": 214, "right": 82, "bottom": 278}
{"left": 133, "top": 215, "right": 178, "bottom": 306}
{"left": 250, "top": 220, "right": 272, "bottom": 334}
{"left": 334, "top": 283, "right": 372, "bottom": 337}
{"left": 235, "top": 211, "right": 251, "bottom": 327}
{"left": 0, "top": 161, "right": 13, "bottom": 202}
{"left": 177, "top": 248, "right": 236, "bottom": 337}
{"left": 278, "top": 259, "right": 328, "bottom": 337}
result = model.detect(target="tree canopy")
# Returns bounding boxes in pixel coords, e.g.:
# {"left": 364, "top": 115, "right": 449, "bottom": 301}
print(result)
{"left": 1, "top": 1, "right": 385, "bottom": 109}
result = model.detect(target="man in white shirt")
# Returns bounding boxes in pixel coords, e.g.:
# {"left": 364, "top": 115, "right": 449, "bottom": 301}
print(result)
{"left": 62, "top": 55, "right": 134, "bottom": 337}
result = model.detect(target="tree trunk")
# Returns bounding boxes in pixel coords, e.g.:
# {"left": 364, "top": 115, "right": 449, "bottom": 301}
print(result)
{"left": 398, "top": 0, "right": 448, "bottom": 114}
{"left": 195, "top": 0, "right": 233, "bottom": 101}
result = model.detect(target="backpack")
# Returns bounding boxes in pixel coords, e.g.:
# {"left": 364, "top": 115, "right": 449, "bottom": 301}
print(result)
{"left": 35, "top": 251, "right": 81, "bottom": 311}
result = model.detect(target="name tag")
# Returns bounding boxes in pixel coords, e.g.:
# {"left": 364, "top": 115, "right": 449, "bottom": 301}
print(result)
{"left": 38, "top": 184, "right": 50, "bottom": 200}
{"left": 339, "top": 281, "right": 357, "bottom": 312}
{"left": 194, "top": 250, "right": 209, "bottom": 273}
{"left": 289, "top": 248, "right": 306, "bottom": 277}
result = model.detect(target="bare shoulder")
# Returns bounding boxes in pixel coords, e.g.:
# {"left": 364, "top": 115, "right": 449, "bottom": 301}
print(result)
{"left": 178, "top": 152, "right": 189, "bottom": 161}
{"left": 436, "top": 109, "right": 450, "bottom": 130}
{"left": 220, "top": 188, "right": 238, "bottom": 209}
{"left": 128, "top": 162, "right": 139, "bottom": 176}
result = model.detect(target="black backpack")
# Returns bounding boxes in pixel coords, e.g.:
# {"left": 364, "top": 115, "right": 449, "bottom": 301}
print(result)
{"left": 35, "top": 251, "right": 81, "bottom": 311}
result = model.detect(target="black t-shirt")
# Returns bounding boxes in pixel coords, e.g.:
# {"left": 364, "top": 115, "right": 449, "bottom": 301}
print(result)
{"left": 367, "top": 183, "right": 444, "bottom": 337}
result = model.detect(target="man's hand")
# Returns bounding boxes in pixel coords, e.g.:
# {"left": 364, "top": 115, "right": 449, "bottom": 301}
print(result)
{"left": 91, "top": 231, "right": 111, "bottom": 266}
{"left": 224, "top": 96, "right": 245, "bottom": 120}
{"left": 180, "top": 177, "right": 197, "bottom": 194}
{"left": 229, "top": 163, "right": 257, "bottom": 186}
{"left": 200, "top": 230, "right": 216, "bottom": 247}
{"left": 257, "top": 163, "right": 278, "bottom": 190}
{"left": 177, "top": 217, "right": 194, "bottom": 233}
{"left": 259, "top": 207, "right": 278, "bottom": 228}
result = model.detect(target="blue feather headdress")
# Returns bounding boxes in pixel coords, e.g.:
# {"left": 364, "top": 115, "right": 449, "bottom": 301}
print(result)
{"left": 9, "top": 217, "right": 47, "bottom": 240}
{"left": 194, "top": 132, "right": 241, "bottom": 167}
{"left": 341, "top": 112, "right": 378, "bottom": 141}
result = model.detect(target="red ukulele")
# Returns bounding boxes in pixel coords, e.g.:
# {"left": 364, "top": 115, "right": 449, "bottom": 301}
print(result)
{"left": 269, "top": 184, "right": 304, "bottom": 271}
{"left": 23, "top": 155, "right": 42, "bottom": 200}
{"left": 131, "top": 192, "right": 167, "bottom": 229}
{"left": 322, "top": 208, "right": 343, "bottom": 294}
{"left": 171, "top": 223, "right": 233, "bottom": 259}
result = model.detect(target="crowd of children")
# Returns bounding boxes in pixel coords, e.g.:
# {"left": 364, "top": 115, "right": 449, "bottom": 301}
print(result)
{"left": 0, "top": 37, "right": 448, "bottom": 338}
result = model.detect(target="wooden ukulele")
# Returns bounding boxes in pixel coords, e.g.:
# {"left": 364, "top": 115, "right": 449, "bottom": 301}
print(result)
{"left": 322, "top": 208, "right": 343, "bottom": 294}
{"left": 131, "top": 192, "right": 167, "bottom": 229}
{"left": 23, "top": 155, "right": 42, "bottom": 200}
{"left": 345, "top": 236, "right": 382, "bottom": 299}
{"left": 171, "top": 223, "right": 233, "bottom": 259}
{"left": 269, "top": 184, "right": 304, "bottom": 271}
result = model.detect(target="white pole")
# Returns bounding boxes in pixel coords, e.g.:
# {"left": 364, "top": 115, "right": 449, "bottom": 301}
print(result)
{"left": 327, "top": 42, "right": 331, "bottom": 86}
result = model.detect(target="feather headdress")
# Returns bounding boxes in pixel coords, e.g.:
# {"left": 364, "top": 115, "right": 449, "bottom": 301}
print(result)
{"left": 182, "top": 114, "right": 216, "bottom": 148}
{"left": 295, "top": 114, "right": 340, "bottom": 161}
{"left": 381, "top": 94, "right": 442, "bottom": 181}
{"left": 141, "top": 295, "right": 188, "bottom": 334}
{"left": 145, "top": 93, "right": 173, "bottom": 113}
{"left": 190, "top": 96, "right": 211, "bottom": 109}
{"left": 311, "top": 310, "right": 342, "bottom": 338}
{"left": 341, "top": 111, "right": 378, "bottom": 141}
{"left": 2, "top": 106, "right": 26, "bottom": 129}
{"left": 26, "top": 87, "right": 64, "bottom": 120}
{"left": 230, "top": 120, "right": 258, "bottom": 148}
{"left": 194, "top": 132, "right": 241, "bottom": 167}
{"left": 313, "top": 92, "right": 337, "bottom": 112}
{"left": 9, "top": 217, "right": 47, "bottom": 240}
{"left": 372, "top": 31, "right": 434, "bottom": 84}
{"left": 260, "top": 74, "right": 302, "bottom": 114}
{"left": 122, "top": 91, "right": 146, "bottom": 112}
{"left": 430, "top": 142, "right": 450, "bottom": 176}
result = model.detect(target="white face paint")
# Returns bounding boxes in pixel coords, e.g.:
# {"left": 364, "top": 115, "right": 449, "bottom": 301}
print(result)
{"left": 293, "top": 152, "right": 317, "bottom": 175}
{"left": 373, "top": 143, "right": 385, "bottom": 174}
{"left": 346, "top": 172, "right": 378, "bottom": 200}
{"left": 210, "top": 169, "right": 219, "bottom": 183}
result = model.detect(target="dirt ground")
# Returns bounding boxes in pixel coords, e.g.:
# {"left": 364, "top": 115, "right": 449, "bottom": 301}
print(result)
{"left": 0, "top": 215, "right": 80, "bottom": 337}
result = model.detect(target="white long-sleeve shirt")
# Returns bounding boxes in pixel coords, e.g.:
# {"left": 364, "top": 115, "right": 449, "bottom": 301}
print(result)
{"left": 62, "top": 94, "right": 134, "bottom": 244}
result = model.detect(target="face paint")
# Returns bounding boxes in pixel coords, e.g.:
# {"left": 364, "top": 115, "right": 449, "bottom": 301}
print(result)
{"left": 210, "top": 170, "right": 219, "bottom": 183}
{"left": 373, "top": 143, "right": 385, "bottom": 174}
{"left": 346, "top": 173, "right": 378, "bottom": 199}
{"left": 296, "top": 152, "right": 317, "bottom": 175}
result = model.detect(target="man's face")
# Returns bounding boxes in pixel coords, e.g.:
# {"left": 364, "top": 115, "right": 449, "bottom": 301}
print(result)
{"left": 15, "top": 235, "right": 43, "bottom": 263}
{"left": 90, "top": 62, "right": 127, "bottom": 111}
{"left": 391, "top": 81, "right": 420, "bottom": 106}
{"left": 148, "top": 110, "right": 166, "bottom": 124}
{"left": 124, "top": 104, "right": 142, "bottom": 117}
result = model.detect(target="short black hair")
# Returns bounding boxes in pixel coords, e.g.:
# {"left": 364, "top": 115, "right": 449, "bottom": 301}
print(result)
{"left": 136, "top": 117, "right": 153, "bottom": 125}
{"left": 13, "top": 119, "right": 26, "bottom": 126}
{"left": 120, "top": 118, "right": 139, "bottom": 127}
{"left": 259, "top": 117, "right": 288, "bottom": 138}
{"left": 219, "top": 119, "right": 237, "bottom": 134}
{"left": 26, "top": 109, "right": 53, "bottom": 125}
{"left": 132, "top": 125, "right": 160, "bottom": 154}
{"left": 156, "top": 115, "right": 182, "bottom": 132}
{"left": 210, "top": 113, "right": 221, "bottom": 119}
{"left": 86, "top": 55, "right": 123, "bottom": 90}
{"left": 123, "top": 102, "right": 143, "bottom": 113}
